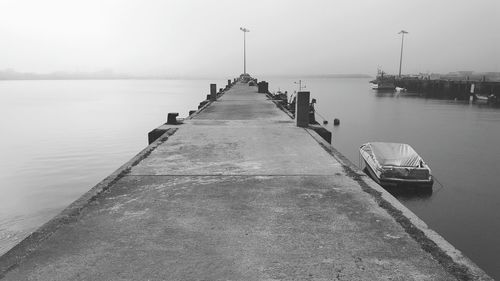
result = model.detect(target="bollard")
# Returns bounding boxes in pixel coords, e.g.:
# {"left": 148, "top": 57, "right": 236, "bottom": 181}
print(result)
{"left": 334, "top": 118, "right": 340, "bottom": 126}
{"left": 199, "top": 100, "right": 209, "bottom": 109}
{"left": 210, "top": 84, "right": 217, "bottom": 101}
{"left": 257, "top": 82, "right": 264, "bottom": 93}
{"left": 167, "top": 113, "right": 179, "bottom": 124}
{"left": 227, "top": 79, "right": 231, "bottom": 87}
{"left": 257, "top": 81, "right": 269, "bottom": 93}
{"left": 296, "top": 91, "right": 310, "bottom": 127}
{"left": 148, "top": 128, "right": 168, "bottom": 144}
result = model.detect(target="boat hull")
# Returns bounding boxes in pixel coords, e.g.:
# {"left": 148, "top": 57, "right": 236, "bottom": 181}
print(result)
{"left": 359, "top": 142, "right": 434, "bottom": 190}
{"left": 363, "top": 159, "right": 434, "bottom": 189}
{"left": 370, "top": 83, "right": 395, "bottom": 91}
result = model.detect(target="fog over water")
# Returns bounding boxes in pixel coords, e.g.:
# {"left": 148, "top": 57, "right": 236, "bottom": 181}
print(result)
{"left": 1, "top": 0, "right": 499, "bottom": 77}
{"left": 1, "top": 0, "right": 500, "bottom": 278}
{"left": 1, "top": 78, "right": 500, "bottom": 278}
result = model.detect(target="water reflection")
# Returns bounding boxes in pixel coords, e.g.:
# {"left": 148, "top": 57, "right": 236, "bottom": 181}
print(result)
{"left": 373, "top": 90, "right": 396, "bottom": 97}
{"left": 383, "top": 185, "right": 433, "bottom": 200}
{"left": 268, "top": 77, "right": 500, "bottom": 278}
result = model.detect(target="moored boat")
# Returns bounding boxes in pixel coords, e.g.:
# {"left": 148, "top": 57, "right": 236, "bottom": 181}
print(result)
{"left": 475, "top": 94, "right": 489, "bottom": 103}
{"left": 360, "top": 142, "right": 433, "bottom": 189}
{"left": 370, "top": 69, "right": 396, "bottom": 91}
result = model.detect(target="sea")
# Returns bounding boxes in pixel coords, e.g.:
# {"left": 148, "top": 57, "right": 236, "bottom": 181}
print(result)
{"left": 1, "top": 78, "right": 499, "bottom": 279}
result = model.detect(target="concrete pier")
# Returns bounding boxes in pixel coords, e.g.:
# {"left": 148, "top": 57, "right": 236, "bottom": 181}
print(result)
{"left": 0, "top": 82, "right": 492, "bottom": 280}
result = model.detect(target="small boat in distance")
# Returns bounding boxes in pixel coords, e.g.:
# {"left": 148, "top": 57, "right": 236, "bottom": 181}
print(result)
{"left": 370, "top": 69, "right": 396, "bottom": 91}
{"left": 475, "top": 94, "right": 489, "bottom": 103}
{"left": 360, "top": 142, "right": 433, "bottom": 189}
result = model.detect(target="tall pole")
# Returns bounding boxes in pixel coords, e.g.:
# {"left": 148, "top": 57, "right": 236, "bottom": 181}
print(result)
{"left": 240, "top": 27, "right": 250, "bottom": 74}
{"left": 294, "top": 80, "right": 305, "bottom": 91}
{"left": 398, "top": 30, "right": 408, "bottom": 78}
{"left": 244, "top": 31, "right": 246, "bottom": 74}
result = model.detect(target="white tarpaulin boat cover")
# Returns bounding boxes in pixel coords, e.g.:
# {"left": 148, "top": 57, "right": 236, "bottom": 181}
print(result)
{"left": 360, "top": 142, "right": 422, "bottom": 167}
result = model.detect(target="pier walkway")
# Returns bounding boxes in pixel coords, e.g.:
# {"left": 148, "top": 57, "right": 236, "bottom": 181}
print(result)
{"left": 0, "top": 83, "right": 490, "bottom": 280}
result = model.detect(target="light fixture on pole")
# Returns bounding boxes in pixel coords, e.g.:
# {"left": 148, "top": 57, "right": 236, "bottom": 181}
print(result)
{"left": 240, "top": 27, "right": 250, "bottom": 74}
{"left": 294, "top": 80, "right": 306, "bottom": 92}
{"left": 398, "top": 30, "right": 408, "bottom": 78}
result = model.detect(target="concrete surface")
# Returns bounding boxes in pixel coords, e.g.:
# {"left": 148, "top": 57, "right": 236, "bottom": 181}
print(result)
{"left": 0, "top": 83, "right": 491, "bottom": 280}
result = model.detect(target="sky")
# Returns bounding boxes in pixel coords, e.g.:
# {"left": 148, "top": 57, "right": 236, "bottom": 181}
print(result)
{"left": 0, "top": 0, "right": 499, "bottom": 77}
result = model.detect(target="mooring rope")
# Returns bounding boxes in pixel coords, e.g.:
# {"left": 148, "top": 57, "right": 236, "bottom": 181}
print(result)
{"left": 314, "top": 109, "right": 329, "bottom": 123}
{"left": 432, "top": 175, "right": 445, "bottom": 193}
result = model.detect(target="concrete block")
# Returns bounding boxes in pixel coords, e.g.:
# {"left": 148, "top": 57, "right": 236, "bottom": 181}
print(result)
{"left": 257, "top": 81, "right": 269, "bottom": 93}
{"left": 296, "top": 91, "right": 310, "bottom": 127}
{"left": 167, "top": 113, "right": 179, "bottom": 124}
{"left": 310, "top": 124, "right": 332, "bottom": 144}
{"left": 148, "top": 128, "right": 168, "bottom": 144}
{"left": 210, "top": 84, "right": 217, "bottom": 101}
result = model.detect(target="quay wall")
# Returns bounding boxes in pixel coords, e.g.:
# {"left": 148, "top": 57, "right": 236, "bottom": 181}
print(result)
{"left": 395, "top": 78, "right": 500, "bottom": 100}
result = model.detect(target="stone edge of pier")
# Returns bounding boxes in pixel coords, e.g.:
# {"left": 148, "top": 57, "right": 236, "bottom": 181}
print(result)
{"left": 267, "top": 92, "right": 492, "bottom": 280}
{"left": 0, "top": 128, "right": 178, "bottom": 278}
{"left": 0, "top": 80, "right": 493, "bottom": 280}
{"left": 0, "top": 81, "right": 226, "bottom": 278}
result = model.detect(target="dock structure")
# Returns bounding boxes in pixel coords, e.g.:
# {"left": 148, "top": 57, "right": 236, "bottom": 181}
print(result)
{"left": 0, "top": 81, "right": 492, "bottom": 280}
{"left": 394, "top": 78, "right": 500, "bottom": 100}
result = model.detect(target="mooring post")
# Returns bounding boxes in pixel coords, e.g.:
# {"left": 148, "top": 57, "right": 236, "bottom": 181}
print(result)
{"left": 257, "top": 81, "right": 269, "bottom": 93}
{"left": 167, "top": 113, "right": 179, "bottom": 124}
{"left": 296, "top": 91, "right": 310, "bottom": 127}
{"left": 210, "top": 84, "right": 217, "bottom": 101}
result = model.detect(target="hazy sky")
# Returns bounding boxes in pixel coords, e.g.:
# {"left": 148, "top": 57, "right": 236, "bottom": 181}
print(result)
{"left": 1, "top": 0, "right": 499, "bottom": 76}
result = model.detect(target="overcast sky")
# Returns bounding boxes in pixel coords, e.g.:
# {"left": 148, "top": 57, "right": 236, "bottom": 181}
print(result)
{"left": 1, "top": 0, "right": 499, "bottom": 77}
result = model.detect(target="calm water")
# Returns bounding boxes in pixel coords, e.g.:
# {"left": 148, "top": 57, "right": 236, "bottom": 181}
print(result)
{"left": 269, "top": 77, "right": 500, "bottom": 279}
{"left": 1, "top": 78, "right": 499, "bottom": 279}
{"left": 0, "top": 79, "right": 226, "bottom": 255}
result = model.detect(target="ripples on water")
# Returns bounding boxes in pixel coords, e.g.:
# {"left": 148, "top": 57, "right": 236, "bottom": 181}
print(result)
{"left": 0, "top": 79, "right": 225, "bottom": 254}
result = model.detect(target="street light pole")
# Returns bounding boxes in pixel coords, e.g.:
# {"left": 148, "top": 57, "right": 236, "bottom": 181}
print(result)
{"left": 240, "top": 27, "right": 250, "bottom": 74}
{"left": 398, "top": 30, "right": 408, "bottom": 78}
{"left": 294, "top": 80, "right": 306, "bottom": 92}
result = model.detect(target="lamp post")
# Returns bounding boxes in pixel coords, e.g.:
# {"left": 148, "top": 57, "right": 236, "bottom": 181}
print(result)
{"left": 240, "top": 27, "right": 250, "bottom": 74}
{"left": 398, "top": 30, "right": 408, "bottom": 78}
{"left": 294, "top": 80, "right": 306, "bottom": 92}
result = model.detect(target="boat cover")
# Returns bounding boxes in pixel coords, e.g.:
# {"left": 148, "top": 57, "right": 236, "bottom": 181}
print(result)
{"left": 360, "top": 142, "right": 421, "bottom": 167}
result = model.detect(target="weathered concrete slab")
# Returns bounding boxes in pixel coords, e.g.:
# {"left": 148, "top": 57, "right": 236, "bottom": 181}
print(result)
{"left": 2, "top": 175, "right": 455, "bottom": 281}
{"left": 130, "top": 120, "right": 342, "bottom": 176}
{"left": 0, "top": 82, "right": 491, "bottom": 280}
{"left": 195, "top": 85, "right": 287, "bottom": 121}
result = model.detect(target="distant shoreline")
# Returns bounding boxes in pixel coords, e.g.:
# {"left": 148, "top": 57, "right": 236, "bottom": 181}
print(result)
{"left": 0, "top": 69, "right": 373, "bottom": 80}
{"left": 0, "top": 75, "right": 373, "bottom": 81}
{"left": 263, "top": 74, "right": 372, "bottom": 79}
